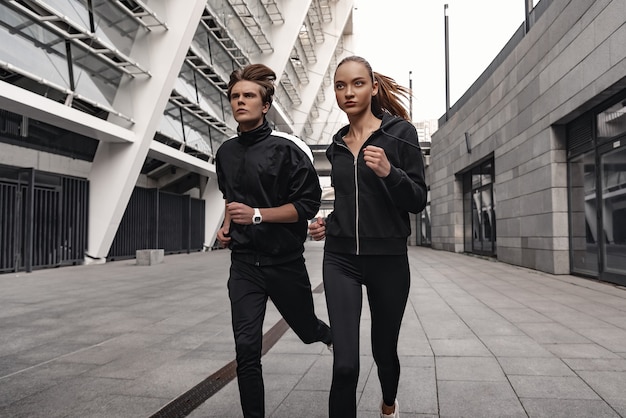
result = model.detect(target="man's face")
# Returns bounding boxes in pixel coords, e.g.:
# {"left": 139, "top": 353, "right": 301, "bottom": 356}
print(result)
{"left": 230, "top": 80, "right": 270, "bottom": 132}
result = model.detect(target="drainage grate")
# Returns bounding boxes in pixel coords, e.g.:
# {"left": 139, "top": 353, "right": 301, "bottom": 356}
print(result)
{"left": 149, "top": 281, "right": 324, "bottom": 417}
{"left": 149, "top": 361, "right": 238, "bottom": 418}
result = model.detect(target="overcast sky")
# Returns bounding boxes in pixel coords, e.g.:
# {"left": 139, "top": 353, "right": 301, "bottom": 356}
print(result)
{"left": 349, "top": 0, "right": 532, "bottom": 121}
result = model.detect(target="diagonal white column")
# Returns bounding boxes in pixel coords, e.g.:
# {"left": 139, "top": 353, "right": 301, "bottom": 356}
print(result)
{"left": 200, "top": 177, "right": 226, "bottom": 251}
{"left": 86, "top": 1, "right": 206, "bottom": 262}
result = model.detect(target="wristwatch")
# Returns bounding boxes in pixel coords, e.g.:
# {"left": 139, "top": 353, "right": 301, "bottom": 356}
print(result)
{"left": 252, "top": 208, "right": 262, "bottom": 225}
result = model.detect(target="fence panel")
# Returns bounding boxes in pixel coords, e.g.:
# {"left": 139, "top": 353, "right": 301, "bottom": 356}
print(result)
{"left": 0, "top": 182, "right": 17, "bottom": 272}
{"left": 0, "top": 167, "right": 88, "bottom": 273}
{"left": 108, "top": 187, "right": 206, "bottom": 259}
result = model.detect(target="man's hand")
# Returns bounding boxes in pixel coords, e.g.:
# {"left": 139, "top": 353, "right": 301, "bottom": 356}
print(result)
{"left": 308, "top": 217, "right": 326, "bottom": 241}
{"left": 226, "top": 202, "right": 254, "bottom": 225}
{"left": 363, "top": 145, "right": 391, "bottom": 178}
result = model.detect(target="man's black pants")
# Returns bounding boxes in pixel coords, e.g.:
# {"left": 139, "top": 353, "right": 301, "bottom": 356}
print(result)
{"left": 228, "top": 256, "right": 331, "bottom": 418}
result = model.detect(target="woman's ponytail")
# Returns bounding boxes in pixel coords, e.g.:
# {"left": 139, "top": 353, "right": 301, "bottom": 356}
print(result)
{"left": 373, "top": 72, "right": 411, "bottom": 121}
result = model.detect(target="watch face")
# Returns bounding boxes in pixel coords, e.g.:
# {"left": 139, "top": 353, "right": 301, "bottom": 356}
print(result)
{"left": 253, "top": 208, "right": 262, "bottom": 224}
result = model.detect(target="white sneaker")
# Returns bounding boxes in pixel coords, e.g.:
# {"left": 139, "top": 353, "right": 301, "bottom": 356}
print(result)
{"left": 380, "top": 399, "right": 399, "bottom": 418}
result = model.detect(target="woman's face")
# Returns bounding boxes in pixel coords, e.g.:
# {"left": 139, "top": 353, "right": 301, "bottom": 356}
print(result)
{"left": 334, "top": 60, "right": 378, "bottom": 117}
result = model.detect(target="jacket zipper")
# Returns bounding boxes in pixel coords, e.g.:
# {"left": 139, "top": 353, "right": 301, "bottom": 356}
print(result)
{"left": 241, "top": 146, "right": 260, "bottom": 264}
{"left": 353, "top": 153, "right": 359, "bottom": 255}
{"left": 337, "top": 142, "right": 360, "bottom": 255}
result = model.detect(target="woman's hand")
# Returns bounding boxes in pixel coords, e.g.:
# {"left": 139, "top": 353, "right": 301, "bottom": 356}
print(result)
{"left": 216, "top": 224, "right": 231, "bottom": 248}
{"left": 363, "top": 145, "right": 391, "bottom": 177}
{"left": 308, "top": 217, "right": 326, "bottom": 241}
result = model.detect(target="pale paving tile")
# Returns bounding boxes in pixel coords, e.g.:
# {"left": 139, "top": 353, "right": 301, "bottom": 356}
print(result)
{"left": 543, "top": 343, "right": 622, "bottom": 359}
{"left": 498, "top": 357, "right": 575, "bottom": 376}
{"left": 495, "top": 307, "right": 553, "bottom": 323}
{"left": 575, "top": 327, "right": 626, "bottom": 352}
{"left": 438, "top": 381, "right": 526, "bottom": 417}
{"left": 437, "top": 356, "right": 507, "bottom": 382}
{"left": 520, "top": 398, "right": 621, "bottom": 418}
{"left": 429, "top": 338, "right": 492, "bottom": 357}
{"left": 480, "top": 335, "right": 554, "bottom": 357}
{"left": 576, "top": 370, "right": 626, "bottom": 399}
{"left": 562, "top": 357, "right": 626, "bottom": 371}
{"left": 508, "top": 375, "right": 602, "bottom": 400}
{"left": 516, "top": 322, "right": 591, "bottom": 344}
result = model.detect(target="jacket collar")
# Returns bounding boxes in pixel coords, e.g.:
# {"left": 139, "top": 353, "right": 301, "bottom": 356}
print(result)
{"left": 332, "top": 113, "right": 407, "bottom": 145}
{"left": 237, "top": 119, "right": 272, "bottom": 145}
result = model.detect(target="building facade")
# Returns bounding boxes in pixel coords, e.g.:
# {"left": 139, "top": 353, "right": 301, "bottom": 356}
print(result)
{"left": 0, "top": 0, "right": 354, "bottom": 273}
{"left": 430, "top": 0, "right": 626, "bottom": 286}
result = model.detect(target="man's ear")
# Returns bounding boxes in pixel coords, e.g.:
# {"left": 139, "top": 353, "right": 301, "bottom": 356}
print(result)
{"left": 262, "top": 102, "right": 270, "bottom": 114}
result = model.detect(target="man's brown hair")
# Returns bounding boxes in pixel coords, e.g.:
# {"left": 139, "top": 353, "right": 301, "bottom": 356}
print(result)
{"left": 227, "top": 64, "right": 276, "bottom": 107}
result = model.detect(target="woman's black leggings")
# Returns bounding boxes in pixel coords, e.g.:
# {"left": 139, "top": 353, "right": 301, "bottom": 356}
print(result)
{"left": 323, "top": 251, "right": 410, "bottom": 418}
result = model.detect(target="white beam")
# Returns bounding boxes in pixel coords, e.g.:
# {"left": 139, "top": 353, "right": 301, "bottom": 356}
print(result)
{"left": 200, "top": 177, "right": 225, "bottom": 251}
{"left": 0, "top": 80, "right": 134, "bottom": 143}
{"left": 148, "top": 141, "right": 216, "bottom": 178}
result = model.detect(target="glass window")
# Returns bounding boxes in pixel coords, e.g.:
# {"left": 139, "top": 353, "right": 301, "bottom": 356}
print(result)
{"left": 464, "top": 160, "right": 496, "bottom": 256}
{"left": 600, "top": 145, "right": 626, "bottom": 275}
{"left": 192, "top": 24, "right": 240, "bottom": 82}
{"left": 45, "top": 0, "right": 91, "bottom": 28}
{"left": 597, "top": 101, "right": 626, "bottom": 141}
{"left": 182, "top": 111, "right": 212, "bottom": 155}
{"left": 0, "top": 2, "right": 132, "bottom": 114}
{"left": 568, "top": 94, "right": 626, "bottom": 286}
{"left": 159, "top": 103, "right": 186, "bottom": 143}
{"left": 176, "top": 64, "right": 231, "bottom": 123}
{"left": 71, "top": 44, "right": 124, "bottom": 108}
{"left": 210, "top": 0, "right": 260, "bottom": 55}
{"left": 472, "top": 186, "right": 495, "bottom": 254}
{"left": 463, "top": 175, "right": 473, "bottom": 251}
{"left": 0, "top": 5, "right": 71, "bottom": 90}
{"left": 568, "top": 151, "right": 599, "bottom": 275}
{"left": 420, "top": 190, "right": 431, "bottom": 246}
{"left": 91, "top": 0, "right": 141, "bottom": 57}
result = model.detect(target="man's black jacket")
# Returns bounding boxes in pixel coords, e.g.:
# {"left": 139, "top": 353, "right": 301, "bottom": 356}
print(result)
{"left": 216, "top": 120, "right": 321, "bottom": 265}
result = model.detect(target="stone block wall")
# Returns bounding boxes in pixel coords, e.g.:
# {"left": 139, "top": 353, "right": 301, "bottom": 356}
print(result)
{"left": 429, "top": 0, "right": 626, "bottom": 274}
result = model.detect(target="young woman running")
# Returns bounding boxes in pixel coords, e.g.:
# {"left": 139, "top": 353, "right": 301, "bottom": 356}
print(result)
{"left": 309, "top": 55, "right": 428, "bottom": 418}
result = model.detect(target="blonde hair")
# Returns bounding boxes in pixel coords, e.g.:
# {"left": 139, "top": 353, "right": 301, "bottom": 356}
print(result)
{"left": 336, "top": 56, "right": 412, "bottom": 121}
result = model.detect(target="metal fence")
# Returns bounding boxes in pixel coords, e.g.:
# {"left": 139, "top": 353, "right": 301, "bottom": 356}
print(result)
{"left": 0, "top": 167, "right": 88, "bottom": 273}
{"left": 108, "top": 187, "right": 205, "bottom": 260}
{"left": 1, "top": 166, "right": 205, "bottom": 271}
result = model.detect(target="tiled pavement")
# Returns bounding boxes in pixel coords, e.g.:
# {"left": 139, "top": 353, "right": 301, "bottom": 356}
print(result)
{"left": 1, "top": 242, "right": 625, "bottom": 417}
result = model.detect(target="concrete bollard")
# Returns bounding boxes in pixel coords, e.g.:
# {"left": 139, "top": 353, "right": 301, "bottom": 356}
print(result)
{"left": 136, "top": 249, "right": 164, "bottom": 266}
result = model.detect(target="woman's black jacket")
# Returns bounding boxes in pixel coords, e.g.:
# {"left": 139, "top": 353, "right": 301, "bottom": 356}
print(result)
{"left": 324, "top": 113, "right": 428, "bottom": 256}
